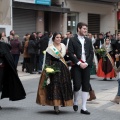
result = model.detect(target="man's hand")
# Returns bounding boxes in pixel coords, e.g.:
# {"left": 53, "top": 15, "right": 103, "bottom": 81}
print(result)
{"left": 80, "top": 63, "right": 88, "bottom": 69}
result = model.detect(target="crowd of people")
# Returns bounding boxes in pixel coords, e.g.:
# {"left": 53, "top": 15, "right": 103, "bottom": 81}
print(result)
{"left": 0, "top": 22, "right": 120, "bottom": 115}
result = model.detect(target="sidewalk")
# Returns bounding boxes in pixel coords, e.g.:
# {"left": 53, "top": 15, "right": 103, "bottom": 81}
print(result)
{"left": 17, "top": 65, "right": 40, "bottom": 81}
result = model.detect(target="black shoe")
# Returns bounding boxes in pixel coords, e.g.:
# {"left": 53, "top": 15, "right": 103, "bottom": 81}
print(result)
{"left": 38, "top": 71, "right": 42, "bottom": 74}
{"left": 30, "top": 72, "right": 36, "bottom": 74}
{"left": 73, "top": 105, "right": 78, "bottom": 111}
{"left": 55, "top": 110, "right": 60, "bottom": 114}
{"left": 0, "top": 106, "right": 2, "bottom": 110}
{"left": 54, "top": 106, "right": 60, "bottom": 114}
{"left": 81, "top": 109, "right": 90, "bottom": 115}
{"left": 103, "top": 78, "right": 107, "bottom": 81}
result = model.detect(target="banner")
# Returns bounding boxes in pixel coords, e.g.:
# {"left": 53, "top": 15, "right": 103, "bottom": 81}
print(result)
{"left": 14, "top": 0, "right": 51, "bottom": 5}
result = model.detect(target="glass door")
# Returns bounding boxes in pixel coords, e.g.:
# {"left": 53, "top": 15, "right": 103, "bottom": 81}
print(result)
{"left": 67, "top": 12, "right": 79, "bottom": 35}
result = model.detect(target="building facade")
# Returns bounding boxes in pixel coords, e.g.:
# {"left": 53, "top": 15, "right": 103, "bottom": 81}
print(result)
{"left": 0, "top": 0, "right": 119, "bottom": 38}
{"left": 0, "top": 0, "right": 12, "bottom": 36}
{"left": 64, "top": 0, "right": 119, "bottom": 35}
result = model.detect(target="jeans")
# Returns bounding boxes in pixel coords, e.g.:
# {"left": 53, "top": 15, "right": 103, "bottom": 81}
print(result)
{"left": 12, "top": 54, "right": 20, "bottom": 68}
{"left": 117, "top": 79, "right": 120, "bottom": 96}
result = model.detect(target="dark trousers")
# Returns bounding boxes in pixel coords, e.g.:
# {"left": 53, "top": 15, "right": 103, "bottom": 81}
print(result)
{"left": 29, "top": 54, "right": 35, "bottom": 73}
{"left": 24, "top": 58, "right": 30, "bottom": 72}
{"left": 39, "top": 53, "right": 44, "bottom": 71}
{"left": 22, "top": 58, "right": 26, "bottom": 70}
{"left": 35, "top": 55, "right": 39, "bottom": 72}
{"left": 71, "top": 65, "right": 90, "bottom": 92}
{"left": 12, "top": 54, "right": 20, "bottom": 68}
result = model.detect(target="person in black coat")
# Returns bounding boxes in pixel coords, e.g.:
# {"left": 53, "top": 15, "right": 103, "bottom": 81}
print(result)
{"left": 28, "top": 34, "right": 37, "bottom": 74}
{"left": 93, "top": 33, "right": 104, "bottom": 61}
{"left": 38, "top": 31, "right": 49, "bottom": 74}
{"left": 111, "top": 33, "right": 120, "bottom": 104}
{"left": 62, "top": 31, "right": 72, "bottom": 66}
{"left": 0, "top": 33, "right": 26, "bottom": 109}
{"left": 68, "top": 22, "right": 94, "bottom": 115}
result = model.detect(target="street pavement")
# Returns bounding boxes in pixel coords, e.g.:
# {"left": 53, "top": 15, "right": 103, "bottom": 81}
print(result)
{"left": 0, "top": 65, "right": 120, "bottom": 120}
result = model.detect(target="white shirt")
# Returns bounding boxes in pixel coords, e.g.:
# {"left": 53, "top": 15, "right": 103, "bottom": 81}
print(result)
{"left": 66, "top": 38, "right": 69, "bottom": 50}
{"left": 77, "top": 35, "right": 88, "bottom": 66}
{"left": 78, "top": 35, "right": 86, "bottom": 62}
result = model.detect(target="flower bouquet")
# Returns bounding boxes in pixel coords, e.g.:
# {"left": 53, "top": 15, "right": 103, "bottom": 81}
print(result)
{"left": 95, "top": 48, "right": 106, "bottom": 61}
{"left": 42, "top": 64, "right": 60, "bottom": 88}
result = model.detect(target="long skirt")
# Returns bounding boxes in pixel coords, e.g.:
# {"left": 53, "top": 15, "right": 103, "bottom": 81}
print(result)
{"left": 97, "top": 58, "right": 115, "bottom": 78}
{"left": 36, "top": 61, "right": 73, "bottom": 106}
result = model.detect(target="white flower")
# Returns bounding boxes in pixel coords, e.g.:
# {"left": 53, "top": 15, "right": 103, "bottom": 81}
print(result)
{"left": 43, "top": 50, "right": 46, "bottom": 54}
{"left": 46, "top": 78, "right": 50, "bottom": 85}
{"left": 45, "top": 68, "right": 54, "bottom": 73}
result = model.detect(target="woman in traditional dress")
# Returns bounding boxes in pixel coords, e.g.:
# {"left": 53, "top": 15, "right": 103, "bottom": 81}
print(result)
{"left": 97, "top": 38, "right": 116, "bottom": 80}
{"left": 36, "top": 32, "right": 73, "bottom": 114}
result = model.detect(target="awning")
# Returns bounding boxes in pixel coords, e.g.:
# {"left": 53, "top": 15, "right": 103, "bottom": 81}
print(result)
{"left": 13, "top": 2, "right": 70, "bottom": 13}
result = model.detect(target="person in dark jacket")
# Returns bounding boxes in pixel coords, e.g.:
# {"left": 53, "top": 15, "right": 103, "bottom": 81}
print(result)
{"left": 68, "top": 22, "right": 94, "bottom": 115}
{"left": 62, "top": 31, "right": 72, "bottom": 66}
{"left": 93, "top": 33, "right": 104, "bottom": 61}
{"left": 38, "top": 31, "right": 49, "bottom": 74}
{"left": 28, "top": 34, "right": 37, "bottom": 74}
{"left": 0, "top": 33, "right": 26, "bottom": 109}
{"left": 34, "top": 32, "right": 42, "bottom": 72}
{"left": 10, "top": 35, "right": 22, "bottom": 69}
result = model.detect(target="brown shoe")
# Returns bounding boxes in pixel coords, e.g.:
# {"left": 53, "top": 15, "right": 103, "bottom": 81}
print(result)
{"left": 87, "top": 90, "right": 96, "bottom": 101}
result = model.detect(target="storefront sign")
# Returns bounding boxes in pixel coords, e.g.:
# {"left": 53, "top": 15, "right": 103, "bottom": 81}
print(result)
{"left": 14, "top": 0, "right": 51, "bottom": 5}
{"left": 117, "top": 11, "right": 120, "bottom": 21}
{"left": 35, "top": 0, "right": 51, "bottom": 5}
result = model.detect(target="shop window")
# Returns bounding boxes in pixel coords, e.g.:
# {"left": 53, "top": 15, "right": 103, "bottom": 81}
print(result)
{"left": 88, "top": 13, "right": 100, "bottom": 34}
{"left": 0, "top": 28, "right": 5, "bottom": 33}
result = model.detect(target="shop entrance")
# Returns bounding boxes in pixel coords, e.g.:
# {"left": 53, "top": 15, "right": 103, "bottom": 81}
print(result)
{"left": 44, "top": 11, "right": 61, "bottom": 33}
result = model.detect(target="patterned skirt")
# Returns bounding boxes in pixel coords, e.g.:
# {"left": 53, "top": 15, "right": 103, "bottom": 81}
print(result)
{"left": 36, "top": 60, "right": 73, "bottom": 106}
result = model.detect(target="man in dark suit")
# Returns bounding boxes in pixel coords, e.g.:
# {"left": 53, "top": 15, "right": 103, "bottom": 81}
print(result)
{"left": 38, "top": 31, "right": 49, "bottom": 74}
{"left": 93, "top": 33, "right": 104, "bottom": 61}
{"left": 68, "top": 22, "right": 94, "bottom": 115}
{"left": 111, "top": 32, "right": 120, "bottom": 103}
{"left": 94, "top": 33, "right": 104, "bottom": 49}
{"left": 62, "top": 31, "right": 72, "bottom": 65}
